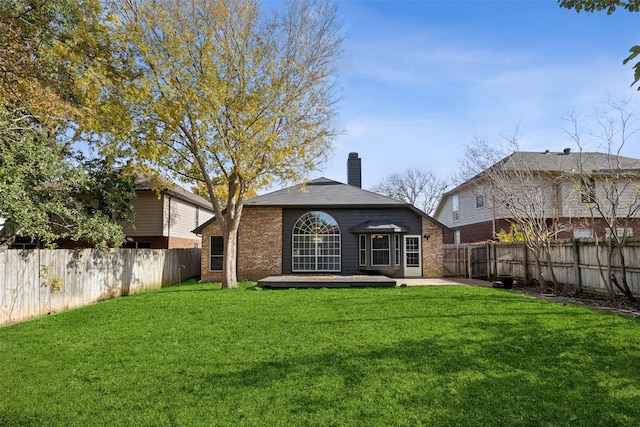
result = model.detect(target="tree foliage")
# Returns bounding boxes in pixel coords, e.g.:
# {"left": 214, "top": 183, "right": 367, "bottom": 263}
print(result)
{"left": 371, "top": 169, "right": 448, "bottom": 215}
{"left": 0, "top": 108, "right": 137, "bottom": 248}
{"left": 0, "top": 0, "right": 137, "bottom": 248}
{"left": 559, "top": 0, "right": 640, "bottom": 89}
{"left": 100, "top": 0, "right": 343, "bottom": 288}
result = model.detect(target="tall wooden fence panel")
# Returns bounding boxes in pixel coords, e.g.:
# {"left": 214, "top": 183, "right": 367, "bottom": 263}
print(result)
{"left": 445, "top": 239, "right": 640, "bottom": 296}
{"left": 0, "top": 248, "right": 201, "bottom": 326}
{"left": 443, "top": 243, "right": 489, "bottom": 278}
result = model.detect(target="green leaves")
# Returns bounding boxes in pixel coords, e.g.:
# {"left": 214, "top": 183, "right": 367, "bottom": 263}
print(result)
{"left": 623, "top": 45, "right": 640, "bottom": 89}
{"left": 0, "top": 108, "right": 137, "bottom": 248}
{"left": 558, "top": 0, "right": 640, "bottom": 89}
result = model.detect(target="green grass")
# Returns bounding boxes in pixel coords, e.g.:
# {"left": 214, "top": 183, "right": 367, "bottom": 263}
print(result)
{"left": 2, "top": 281, "right": 640, "bottom": 426}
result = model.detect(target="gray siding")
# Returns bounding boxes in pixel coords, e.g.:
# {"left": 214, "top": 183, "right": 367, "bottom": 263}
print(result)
{"left": 281, "top": 208, "right": 422, "bottom": 274}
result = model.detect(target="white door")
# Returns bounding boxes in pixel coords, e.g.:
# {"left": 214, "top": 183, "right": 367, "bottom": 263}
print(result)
{"left": 403, "top": 235, "right": 422, "bottom": 277}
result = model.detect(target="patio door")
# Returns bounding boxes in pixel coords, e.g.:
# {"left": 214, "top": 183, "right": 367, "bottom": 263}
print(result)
{"left": 403, "top": 235, "right": 422, "bottom": 277}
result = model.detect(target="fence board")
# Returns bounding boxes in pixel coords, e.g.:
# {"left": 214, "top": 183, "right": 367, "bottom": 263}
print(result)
{"left": 0, "top": 248, "right": 201, "bottom": 326}
{"left": 446, "top": 238, "right": 640, "bottom": 296}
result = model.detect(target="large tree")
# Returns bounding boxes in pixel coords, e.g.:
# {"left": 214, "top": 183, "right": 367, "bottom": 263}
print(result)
{"left": 0, "top": 0, "right": 137, "bottom": 248}
{"left": 99, "top": 0, "right": 343, "bottom": 288}
{"left": 371, "top": 169, "right": 448, "bottom": 215}
{"left": 559, "top": 0, "right": 640, "bottom": 89}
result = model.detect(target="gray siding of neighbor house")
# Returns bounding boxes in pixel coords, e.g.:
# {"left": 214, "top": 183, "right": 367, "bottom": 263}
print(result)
{"left": 281, "top": 207, "right": 423, "bottom": 275}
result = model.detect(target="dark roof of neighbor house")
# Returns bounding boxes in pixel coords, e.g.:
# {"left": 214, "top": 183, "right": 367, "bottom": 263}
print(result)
{"left": 433, "top": 149, "right": 640, "bottom": 219}
{"left": 193, "top": 177, "right": 449, "bottom": 234}
{"left": 443, "top": 150, "right": 640, "bottom": 197}
{"left": 135, "top": 175, "right": 213, "bottom": 211}
{"left": 499, "top": 150, "right": 640, "bottom": 174}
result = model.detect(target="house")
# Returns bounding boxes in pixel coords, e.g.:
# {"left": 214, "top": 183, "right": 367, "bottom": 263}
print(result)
{"left": 434, "top": 149, "right": 640, "bottom": 244}
{"left": 6, "top": 172, "right": 214, "bottom": 250}
{"left": 117, "top": 175, "right": 215, "bottom": 249}
{"left": 194, "top": 153, "right": 449, "bottom": 281}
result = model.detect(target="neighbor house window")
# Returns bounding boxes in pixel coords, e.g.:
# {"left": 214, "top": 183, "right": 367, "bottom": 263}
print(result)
{"left": 452, "top": 194, "right": 459, "bottom": 221}
{"left": 210, "top": 236, "right": 224, "bottom": 271}
{"left": 605, "top": 227, "right": 632, "bottom": 239}
{"left": 292, "top": 211, "right": 341, "bottom": 272}
{"left": 573, "top": 228, "right": 593, "bottom": 239}
{"left": 454, "top": 230, "right": 461, "bottom": 245}
{"left": 359, "top": 234, "right": 366, "bottom": 266}
{"left": 371, "top": 234, "right": 390, "bottom": 266}
{"left": 580, "top": 177, "right": 596, "bottom": 203}
{"left": 195, "top": 206, "right": 200, "bottom": 228}
{"left": 476, "top": 195, "right": 485, "bottom": 208}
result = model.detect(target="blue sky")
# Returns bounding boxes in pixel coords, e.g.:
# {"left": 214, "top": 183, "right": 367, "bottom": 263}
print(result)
{"left": 309, "top": 0, "right": 640, "bottom": 189}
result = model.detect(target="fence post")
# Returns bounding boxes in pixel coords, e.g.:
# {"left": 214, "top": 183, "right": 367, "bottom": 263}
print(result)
{"left": 572, "top": 238, "right": 582, "bottom": 294}
{"left": 522, "top": 242, "right": 530, "bottom": 286}
{"left": 467, "top": 245, "right": 472, "bottom": 278}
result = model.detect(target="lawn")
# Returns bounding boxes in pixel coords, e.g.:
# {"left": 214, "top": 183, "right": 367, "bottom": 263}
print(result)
{"left": 2, "top": 281, "right": 640, "bottom": 426}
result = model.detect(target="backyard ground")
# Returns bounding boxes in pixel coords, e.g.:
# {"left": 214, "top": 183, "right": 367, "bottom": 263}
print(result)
{"left": 2, "top": 281, "right": 640, "bottom": 426}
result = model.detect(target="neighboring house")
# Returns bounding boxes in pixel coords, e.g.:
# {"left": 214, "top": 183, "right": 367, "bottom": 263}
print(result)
{"left": 194, "top": 153, "right": 449, "bottom": 281}
{"left": 7, "top": 174, "right": 214, "bottom": 250}
{"left": 117, "top": 176, "right": 215, "bottom": 249}
{"left": 434, "top": 149, "right": 640, "bottom": 244}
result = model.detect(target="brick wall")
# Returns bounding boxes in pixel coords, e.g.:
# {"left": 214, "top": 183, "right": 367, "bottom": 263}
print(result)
{"left": 200, "top": 220, "right": 223, "bottom": 282}
{"left": 237, "top": 208, "right": 283, "bottom": 280}
{"left": 422, "top": 218, "right": 444, "bottom": 278}
{"left": 168, "top": 236, "right": 201, "bottom": 249}
{"left": 200, "top": 207, "right": 283, "bottom": 282}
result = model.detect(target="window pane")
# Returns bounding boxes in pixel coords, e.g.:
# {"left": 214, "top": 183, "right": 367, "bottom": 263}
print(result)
{"left": 372, "top": 251, "right": 390, "bottom": 265}
{"left": 210, "top": 236, "right": 224, "bottom": 255}
{"left": 210, "top": 236, "right": 224, "bottom": 271}
{"left": 371, "top": 235, "right": 390, "bottom": 249}
{"left": 406, "top": 252, "right": 420, "bottom": 267}
{"left": 292, "top": 211, "right": 340, "bottom": 272}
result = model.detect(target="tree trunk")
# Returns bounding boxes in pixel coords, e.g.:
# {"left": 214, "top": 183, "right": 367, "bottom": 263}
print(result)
{"left": 531, "top": 250, "right": 546, "bottom": 292}
{"left": 614, "top": 243, "right": 636, "bottom": 302}
{"left": 221, "top": 227, "right": 239, "bottom": 289}
{"left": 544, "top": 245, "right": 561, "bottom": 294}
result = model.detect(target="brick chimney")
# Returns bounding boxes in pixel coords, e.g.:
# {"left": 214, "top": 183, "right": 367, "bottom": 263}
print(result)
{"left": 347, "top": 152, "right": 361, "bottom": 188}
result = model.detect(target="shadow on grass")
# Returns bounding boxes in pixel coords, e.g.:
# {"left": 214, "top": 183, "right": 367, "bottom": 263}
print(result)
{"left": 195, "top": 318, "right": 640, "bottom": 426}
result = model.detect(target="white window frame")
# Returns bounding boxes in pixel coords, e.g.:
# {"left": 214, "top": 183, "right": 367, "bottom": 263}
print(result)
{"left": 394, "top": 234, "right": 401, "bottom": 266}
{"left": 371, "top": 234, "right": 391, "bottom": 266}
{"left": 452, "top": 194, "right": 460, "bottom": 222}
{"left": 292, "top": 211, "right": 341, "bottom": 272}
{"left": 358, "top": 234, "right": 367, "bottom": 266}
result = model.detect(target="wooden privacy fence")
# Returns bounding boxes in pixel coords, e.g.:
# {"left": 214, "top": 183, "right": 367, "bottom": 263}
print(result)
{"left": 444, "top": 239, "right": 640, "bottom": 296}
{"left": 0, "top": 248, "right": 201, "bottom": 326}
{"left": 443, "top": 243, "right": 489, "bottom": 279}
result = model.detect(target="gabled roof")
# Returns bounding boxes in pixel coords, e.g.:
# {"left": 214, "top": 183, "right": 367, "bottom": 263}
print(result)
{"left": 194, "top": 177, "right": 449, "bottom": 234}
{"left": 496, "top": 150, "right": 640, "bottom": 174}
{"left": 135, "top": 175, "right": 213, "bottom": 211}
{"left": 433, "top": 149, "right": 640, "bottom": 219}
{"left": 244, "top": 177, "right": 410, "bottom": 207}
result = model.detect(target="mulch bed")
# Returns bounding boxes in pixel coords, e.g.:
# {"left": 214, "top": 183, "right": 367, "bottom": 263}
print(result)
{"left": 501, "top": 281, "right": 640, "bottom": 318}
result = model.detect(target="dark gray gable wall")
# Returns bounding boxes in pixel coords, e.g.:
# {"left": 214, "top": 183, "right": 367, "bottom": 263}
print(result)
{"left": 281, "top": 207, "right": 423, "bottom": 275}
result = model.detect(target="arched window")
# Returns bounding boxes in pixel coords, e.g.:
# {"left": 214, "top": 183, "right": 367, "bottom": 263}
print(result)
{"left": 292, "top": 211, "right": 341, "bottom": 272}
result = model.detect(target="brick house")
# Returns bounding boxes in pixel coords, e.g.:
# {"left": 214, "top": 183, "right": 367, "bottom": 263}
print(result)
{"left": 194, "top": 153, "right": 449, "bottom": 281}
